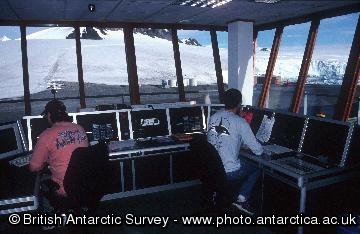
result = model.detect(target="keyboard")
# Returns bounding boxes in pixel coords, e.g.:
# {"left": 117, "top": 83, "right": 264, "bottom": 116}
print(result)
{"left": 9, "top": 154, "right": 32, "bottom": 167}
{"left": 136, "top": 137, "right": 176, "bottom": 148}
{"left": 108, "top": 140, "right": 136, "bottom": 152}
{"left": 272, "top": 157, "right": 324, "bottom": 174}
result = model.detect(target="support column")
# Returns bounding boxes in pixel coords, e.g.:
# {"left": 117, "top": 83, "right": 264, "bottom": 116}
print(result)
{"left": 253, "top": 30, "right": 258, "bottom": 85}
{"left": 228, "top": 21, "right": 254, "bottom": 105}
{"left": 124, "top": 27, "right": 140, "bottom": 105}
{"left": 334, "top": 15, "right": 360, "bottom": 121}
{"left": 258, "top": 26, "right": 283, "bottom": 108}
{"left": 75, "top": 27, "right": 86, "bottom": 108}
{"left": 290, "top": 19, "right": 320, "bottom": 113}
{"left": 20, "top": 26, "right": 31, "bottom": 115}
{"left": 210, "top": 29, "right": 224, "bottom": 103}
{"left": 171, "top": 28, "right": 186, "bottom": 102}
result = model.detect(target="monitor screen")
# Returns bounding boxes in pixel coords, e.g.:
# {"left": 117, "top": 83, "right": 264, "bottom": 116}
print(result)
{"left": 269, "top": 112, "right": 306, "bottom": 150}
{"left": 301, "top": 118, "right": 351, "bottom": 166}
{"left": 76, "top": 113, "right": 118, "bottom": 142}
{"left": 131, "top": 109, "right": 169, "bottom": 139}
{"left": 0, "top": 123, "right": 24, "bottom": 160}
{"left": 170, "top": 106, "right": 203, "bottom": 134}
{"left": 210, "top": 105, "right": 225, "bottom": 116}
{"left": 29, "top": 118, "right": 50, "bottom": 147}
{"left": 119, "top": 112, "right": 130, "bottom": 140}
{"left": 243, "top": 107, "right": 274, "bottom": 134}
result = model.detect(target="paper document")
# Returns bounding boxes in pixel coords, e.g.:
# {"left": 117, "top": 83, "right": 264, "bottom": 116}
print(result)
{"left": 256, "top": 115, "right": 275, "bottom": 143}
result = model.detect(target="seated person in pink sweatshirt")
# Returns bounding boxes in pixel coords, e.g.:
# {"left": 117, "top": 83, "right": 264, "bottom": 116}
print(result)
{"left": 29, "top": 100, "right": 89, "bottom": 197}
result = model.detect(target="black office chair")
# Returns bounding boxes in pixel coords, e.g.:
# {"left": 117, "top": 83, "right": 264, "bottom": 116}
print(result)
{"left": 42, "top": 141, "right": 110, "bottom": 214}
{"left": 190, "top": 134, "right": 242, "bottom": 213}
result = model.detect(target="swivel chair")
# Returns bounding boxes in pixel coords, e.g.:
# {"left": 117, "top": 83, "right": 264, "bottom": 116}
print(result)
{"left": 190, "top": 134, "right": 242, "bottom": 213}
{"left": 41, "top": 141, "right": 110, "bottom": 214}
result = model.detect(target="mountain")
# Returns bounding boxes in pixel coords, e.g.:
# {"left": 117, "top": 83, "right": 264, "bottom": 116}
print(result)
{"left": 133, "top": 28, "right": 172, "bottom": 41}
{"left": 181, "top": 38, "right": 202, "bottom": 46}
{"left": 0, "top": 36, "right": 11, "bottom": 41}
{"left": 66, "top": 27, "right": 104, "bottom": 40}
{"left": 259, "top": 47, "right": 270, "bottom": 52}
{"left": 255, "top": 46, "right": 349, "bottom": 84}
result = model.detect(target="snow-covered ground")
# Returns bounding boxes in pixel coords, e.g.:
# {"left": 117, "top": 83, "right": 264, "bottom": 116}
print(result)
{"left": 0, "top": 27, "right": 351, "bottom": 99}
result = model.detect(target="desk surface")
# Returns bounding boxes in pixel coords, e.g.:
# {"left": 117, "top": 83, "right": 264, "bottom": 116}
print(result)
{"left": 240, "top": 150, "right": 355, "bottom": 188}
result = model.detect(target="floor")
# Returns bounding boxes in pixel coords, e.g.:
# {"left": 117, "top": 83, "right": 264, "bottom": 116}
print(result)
{"left": 1, "top": 185, "right": 271, "bottom": 234}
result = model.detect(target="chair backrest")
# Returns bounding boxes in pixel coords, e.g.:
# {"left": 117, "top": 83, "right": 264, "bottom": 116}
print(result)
{"left": 63, "top": 141, "right": 110, "bottom": 208}
{"left": 190, "top": 134, "right": 227, "bottom": 192}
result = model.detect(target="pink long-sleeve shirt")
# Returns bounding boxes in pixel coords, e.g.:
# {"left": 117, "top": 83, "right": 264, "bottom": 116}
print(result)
{"left": 30, "top": 122, "right": 89, "bottom": 196}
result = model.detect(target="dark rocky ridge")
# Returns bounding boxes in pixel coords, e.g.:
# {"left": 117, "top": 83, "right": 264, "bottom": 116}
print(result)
{"left": 65, "top": 27, "right": 201, "bottom": 46}
{"left": 182, "top": 38, "right": 202, "bottom": 46}
{"left": 66, "top": 27, "right": 103, "bottom": 40}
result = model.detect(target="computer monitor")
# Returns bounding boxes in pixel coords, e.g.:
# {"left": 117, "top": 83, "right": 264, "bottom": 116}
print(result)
{"left": 169, "top": 106, "right": 204, "bottom": 134}
{"left": 269, "top": 112, "right": 306, "bottom": 150}
{"left": 28, "top": 117, "right": 50, "bottom": 148}
{"left": 76, "top": 112, "right": 118, "bottom": 142}
{"left": 301, "top": 118, "right": 352, "bottom": 166}
{"left": 210, "top": 105, "right": 225, "bottom": 116}
{"left": 118, "top": 111, "right": 130, "bottom": 140}
{"left": 0, "top": 122, "right": 26, "bottom": 160}
{"left": 131, "top": 109, "right": 169, "bottom": 139}
{"left": 243, "top": 106, "right": 274, "bottom": 134}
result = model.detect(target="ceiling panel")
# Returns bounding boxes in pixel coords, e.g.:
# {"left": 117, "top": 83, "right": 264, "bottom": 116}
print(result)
{"left": 9, "top": 0, "right": 65, "bottom": 10}
{"left": 0, "top": 6, "right": 18, "bottom": 20}
{"left": 1, "top": 0, "right": 359, "bottom": 28}
{"left": 190, "top": 0, "right": 359, "bottom": 26}
{"left": 106, "top": 1, "right": 169, "bottom": 21}
{"left": 15, "top": 8, "right": 65, "bottom": 20}
{"left": 145, "top": 5, "right": 210, "bottom": 24}
{"left": 64, "top": 0, "right": 121, "bottom": 21}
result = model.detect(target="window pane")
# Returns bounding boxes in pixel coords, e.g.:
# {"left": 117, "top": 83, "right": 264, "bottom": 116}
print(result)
{"left": 254, "top": 29, "right": 275, "bottom": 106}
{"left": 268, "top": 22, "right": 310, "bottom": 111}
{"left": 27, "top": 27, "right": 79, "bottom": 114}
{"left": 217, "top": 31, "right": 228, "bottom": 85}
{"left": 0, "top": 26, "right": 24, "bottom": 123}
{"left": 178, "top": 30, "right": 220, "bottom": 104}
{"left": 81, "top": 27, "right": 129, "bottom": 108}
{"left": 305, "top": 13, "right": 359, "bottom": 119}
{"left": 134, "top": 28, "right": 177, "bottom": 104}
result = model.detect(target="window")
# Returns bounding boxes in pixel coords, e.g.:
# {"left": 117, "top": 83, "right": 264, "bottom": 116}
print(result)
{"left": 254, "top": 29, "right": 275, "bottom": 106}
{"left": 81, "top": 27, "right": 129, "bottom": 108}
{"left": 134, "top": 28, "right": 178, "bottom": 104}
{"left": 305, "top": 13, "right": 359, "bottom": 119}
{"left": 178, "top": 30, "right": 221, "bottom": 104}
{"left": 217, "top": 31, "right": 228, "bottom": 86}
{"left": 27, "top": 26, "right": 79, "bottom": 114}
{"left": 268, "top": 23, "right": 310, "bottom": 111}
{"left": 0, "top": 26, "right": 24, "bottom": 123}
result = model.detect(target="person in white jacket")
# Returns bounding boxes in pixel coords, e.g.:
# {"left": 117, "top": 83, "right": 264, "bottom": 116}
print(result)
{"left": 207, "top": 89, "right": 263, "bottom": 215}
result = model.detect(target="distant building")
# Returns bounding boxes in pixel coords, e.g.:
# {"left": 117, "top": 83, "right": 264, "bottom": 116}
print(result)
{"left": 255, "top": 75, "right": 281, "bottom": 85}
{"left": 161, "top": 79, "right": 197, "bottom": 88}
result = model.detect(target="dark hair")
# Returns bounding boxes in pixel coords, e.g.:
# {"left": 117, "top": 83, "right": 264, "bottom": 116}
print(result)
{"left": 42, "top": 99, "right": 72, "bottom": 123}
{"left": 223, "top": 89, "right": 242, "bottom": 109}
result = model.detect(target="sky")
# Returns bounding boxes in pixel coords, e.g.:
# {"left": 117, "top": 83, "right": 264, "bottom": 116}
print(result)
{"left": 0, "top": 13, "right": 358, "bottom": 49}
